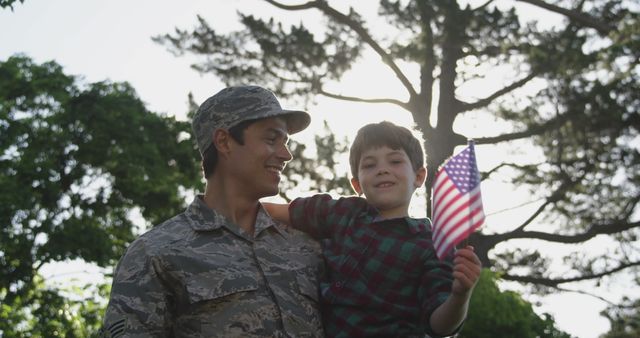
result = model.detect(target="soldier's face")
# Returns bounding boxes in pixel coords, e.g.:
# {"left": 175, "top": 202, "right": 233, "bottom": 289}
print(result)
{"left": 227, "top": 117, "right": 292, "bottom": 198}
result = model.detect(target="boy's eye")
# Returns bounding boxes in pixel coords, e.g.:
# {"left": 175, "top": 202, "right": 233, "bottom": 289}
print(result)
{"left": 361, "top": 162, "right": 375, "bottom": 169}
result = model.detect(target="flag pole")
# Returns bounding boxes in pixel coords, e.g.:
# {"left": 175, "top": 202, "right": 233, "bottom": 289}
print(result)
{"left": 458, "top": 139, "right": 475, "bottom": 250}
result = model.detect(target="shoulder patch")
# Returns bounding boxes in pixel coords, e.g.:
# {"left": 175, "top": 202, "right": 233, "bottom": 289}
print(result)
{"left": 101, "top": 318, "right": 126, "bottom": 338}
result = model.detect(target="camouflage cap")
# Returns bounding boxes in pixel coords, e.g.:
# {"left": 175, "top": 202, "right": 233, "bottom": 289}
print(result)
{"left": 192, "top": 85, "right": 311, "bottom": 156}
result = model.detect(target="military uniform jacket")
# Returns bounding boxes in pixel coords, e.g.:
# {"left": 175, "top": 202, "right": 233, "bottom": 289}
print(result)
{"left": 101, "top": 196, "right": 324, "bottom": 337}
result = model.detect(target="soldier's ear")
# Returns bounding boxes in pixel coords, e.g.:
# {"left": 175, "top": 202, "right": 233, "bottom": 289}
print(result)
{"left": 213, "top": 129, "right": 232, "bottom": 155}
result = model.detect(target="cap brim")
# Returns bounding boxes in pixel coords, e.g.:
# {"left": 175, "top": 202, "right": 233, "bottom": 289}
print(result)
{"left": 275, "top": 110, "right": 311, "bottom": 135}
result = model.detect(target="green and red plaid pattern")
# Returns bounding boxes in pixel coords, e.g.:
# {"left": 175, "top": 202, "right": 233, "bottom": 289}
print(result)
{"left": 290, "top": 194, "right": 455, "bottom": 337}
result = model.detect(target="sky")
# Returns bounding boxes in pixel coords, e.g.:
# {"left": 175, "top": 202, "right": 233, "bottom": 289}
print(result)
{"left": 0, "top": 1, "right": 620, "bottom": 337}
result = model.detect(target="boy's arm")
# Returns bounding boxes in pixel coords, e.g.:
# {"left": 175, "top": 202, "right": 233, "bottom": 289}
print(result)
{"left": 262, "top": 202, "right": 291, "bottom": 225}
{"left": 429, "top": 246, "right": 481, "bottom": 336}
{"left": 267, "top": 194, "right": 341, "bottom": 239}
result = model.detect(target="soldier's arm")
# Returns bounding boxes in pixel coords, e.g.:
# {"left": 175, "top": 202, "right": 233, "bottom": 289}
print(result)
{"left": 101, "top": 242, "right": 173, "bottom": 337}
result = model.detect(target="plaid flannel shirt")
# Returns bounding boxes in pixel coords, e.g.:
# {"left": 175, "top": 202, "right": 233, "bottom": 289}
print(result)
{"left": 290, "top": 194, "right": 455, "bottom": 338}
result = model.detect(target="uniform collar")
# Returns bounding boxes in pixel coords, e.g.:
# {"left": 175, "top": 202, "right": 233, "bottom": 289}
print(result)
{"left": 255, "top": 203, "right": 287, "bottom": 237}
{"left": 185, "top": 195, "right": 285, "bottom": 238}
{"left": 185, "top": 195, "right": 227, "bottom": 232}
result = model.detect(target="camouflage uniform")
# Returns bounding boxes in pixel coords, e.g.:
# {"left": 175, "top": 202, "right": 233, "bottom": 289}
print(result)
{"left": 101, "top": 195, "right": 324, "bottom": 337}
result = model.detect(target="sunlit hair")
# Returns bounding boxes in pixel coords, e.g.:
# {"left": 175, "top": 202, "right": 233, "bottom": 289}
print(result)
{"left": 201, "top": 118, "right": 259, "bottom": 179}
{"left": 349, "top": 121, "right": 425, "bottom": 180}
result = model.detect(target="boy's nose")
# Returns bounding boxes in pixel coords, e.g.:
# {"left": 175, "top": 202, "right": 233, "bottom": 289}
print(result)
{"left": 376, "top": 166, "right": 390, "bottom": 175}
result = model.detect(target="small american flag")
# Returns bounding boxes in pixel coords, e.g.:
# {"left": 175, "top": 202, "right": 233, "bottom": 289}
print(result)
{"left": 431, "top": 140, "right": 485, "bottom": 260}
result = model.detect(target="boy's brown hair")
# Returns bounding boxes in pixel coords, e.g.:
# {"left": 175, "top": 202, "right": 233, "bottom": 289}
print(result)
{"left": 349, "top": 121, "right": 425, "bottom": 180}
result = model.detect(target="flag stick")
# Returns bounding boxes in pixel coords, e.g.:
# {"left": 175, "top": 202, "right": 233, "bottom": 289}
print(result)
{"left": 458, "top": 139, "right": 475, "bottom": 250}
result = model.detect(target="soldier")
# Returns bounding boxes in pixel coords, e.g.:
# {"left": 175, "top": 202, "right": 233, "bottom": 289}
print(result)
{"left": 101, "top": 85, "right": 324, "bottom": 337}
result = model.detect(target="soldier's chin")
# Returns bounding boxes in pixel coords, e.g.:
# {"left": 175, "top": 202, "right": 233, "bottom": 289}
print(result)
{"left": 259, "top": 186, "right": 280, "bottom": 199}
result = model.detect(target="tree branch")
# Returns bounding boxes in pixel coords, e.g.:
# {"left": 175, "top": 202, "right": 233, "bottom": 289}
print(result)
{"left": 459, "top": 73, "right": 538, "bottom": 112}
{"left": 502, "top": 260, "right": 640, "bottom": 286}
{"left": 515, "top": 0, "right": 614, "bottom": 34}
{"left": 512, "top": 174, "right": 579, "bottom": 232}
{"left": 263, "top": 61, "right": 317, "bottom": 84}
{"left": 318, "top": 86, "right": 410, "bottom": 110}
{"left": 486, "top": 198, "right": 545, "bottom": 217}
{"left": 263, "top": 0, "right": 417, "bottom": 97}
{"left": 263, "top": 0, "right": 316, "bottom": 10}
{"left": 555, "top": 286, "right": 623, "bottom": 307}
{"left": 513, "top": 220, "right": 640, "bottom": 243}
{"left": 622, "top": 195, "right": 640, "bottom": 220}
{"left": 474, "top": 111, "right": 579, "bottom": 145}
{"left": 472, "top": 0, "right": 496, "bottom": 12}
{"left": 473, "top": 200, "right": 639, "bottom": 266}
{"left": 481, "top": 162, "right": 541, "bottom": 180}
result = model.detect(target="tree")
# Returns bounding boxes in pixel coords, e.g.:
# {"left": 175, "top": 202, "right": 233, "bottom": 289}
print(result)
{"left": 154, "top": 0, "right": 639, "bottom": 301}
{"left": 0, "top": 55, "right": 201, "bottom": 336}
{"left": 600, "top": 297, "right": 640, "bottom": 338}
{"left": 0, "top": 0, "right": 24, "bottom": 10}
{"left": 459, "top": 269, "right": 571, "bottom": 338}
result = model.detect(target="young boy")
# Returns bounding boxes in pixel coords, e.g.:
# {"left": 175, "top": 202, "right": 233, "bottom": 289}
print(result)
{"left": 264, "top": 121, "right": 481, "bottom": 337}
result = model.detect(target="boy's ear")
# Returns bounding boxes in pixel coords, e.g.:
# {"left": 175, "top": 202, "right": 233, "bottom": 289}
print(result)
{"left": 351, "top": 177, "right": 363, "bottom": 196}
{"left": 414, "top": 166, "right": 427, "bottom": 188}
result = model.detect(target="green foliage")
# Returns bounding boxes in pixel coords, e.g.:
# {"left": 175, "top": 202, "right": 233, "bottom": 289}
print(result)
{"left": 0, "top": 276, "right": 107, "bottom": 337}
{"left": 459, "top": 270, "right": 572, "bottom": 338}
{"left": 153, "top": 10, "right": 363, "bottom": 99}
{"left": 0, "top": 0, "right": 24, "bottom": 10}
{"left": 600, "top": 297, "right": 640, "bottom": 338}
{"left": 0, "top": 54, "right": 201, "bottom": 336}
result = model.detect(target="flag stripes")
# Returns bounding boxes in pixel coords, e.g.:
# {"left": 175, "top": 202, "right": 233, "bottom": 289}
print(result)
{"left": 431, "top": 141, "right": 485, "bottom": 260}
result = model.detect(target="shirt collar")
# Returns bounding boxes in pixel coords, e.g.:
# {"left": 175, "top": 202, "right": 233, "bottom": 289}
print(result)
{"left": 185, "top": 195, "right": 227, "bottom": 232}
{"left": 404, "top": 216, "right": 430, "bottom": 234}
{"left": 185, "top": 195, "right": 285, "bottom": 237}
{"left": 365, "top": 203, "right": 430, "bottom": 234}
{"left": 255, "top": 203, "right": 286, "bottom": 237}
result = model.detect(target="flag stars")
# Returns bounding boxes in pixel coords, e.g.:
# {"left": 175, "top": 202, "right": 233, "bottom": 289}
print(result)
{"left": 443, "top": 147, "right": 480, "bottom": 194}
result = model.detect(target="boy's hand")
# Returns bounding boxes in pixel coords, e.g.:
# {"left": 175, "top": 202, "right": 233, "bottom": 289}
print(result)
{"left": 451, "top": 246, "right": 481, "bottom": 297}
{"left": 429, "top": 246, "right": 482, "bottom": 335}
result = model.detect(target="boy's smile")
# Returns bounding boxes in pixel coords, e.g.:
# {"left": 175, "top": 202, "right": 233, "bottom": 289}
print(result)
{"left": 351, "top": 146, "right": 426, "bottom": 219}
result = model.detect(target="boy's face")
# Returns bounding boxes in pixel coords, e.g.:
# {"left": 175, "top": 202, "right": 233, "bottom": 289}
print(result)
{"left": 351, "top": 146, "right": 426, "bottom": 219}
